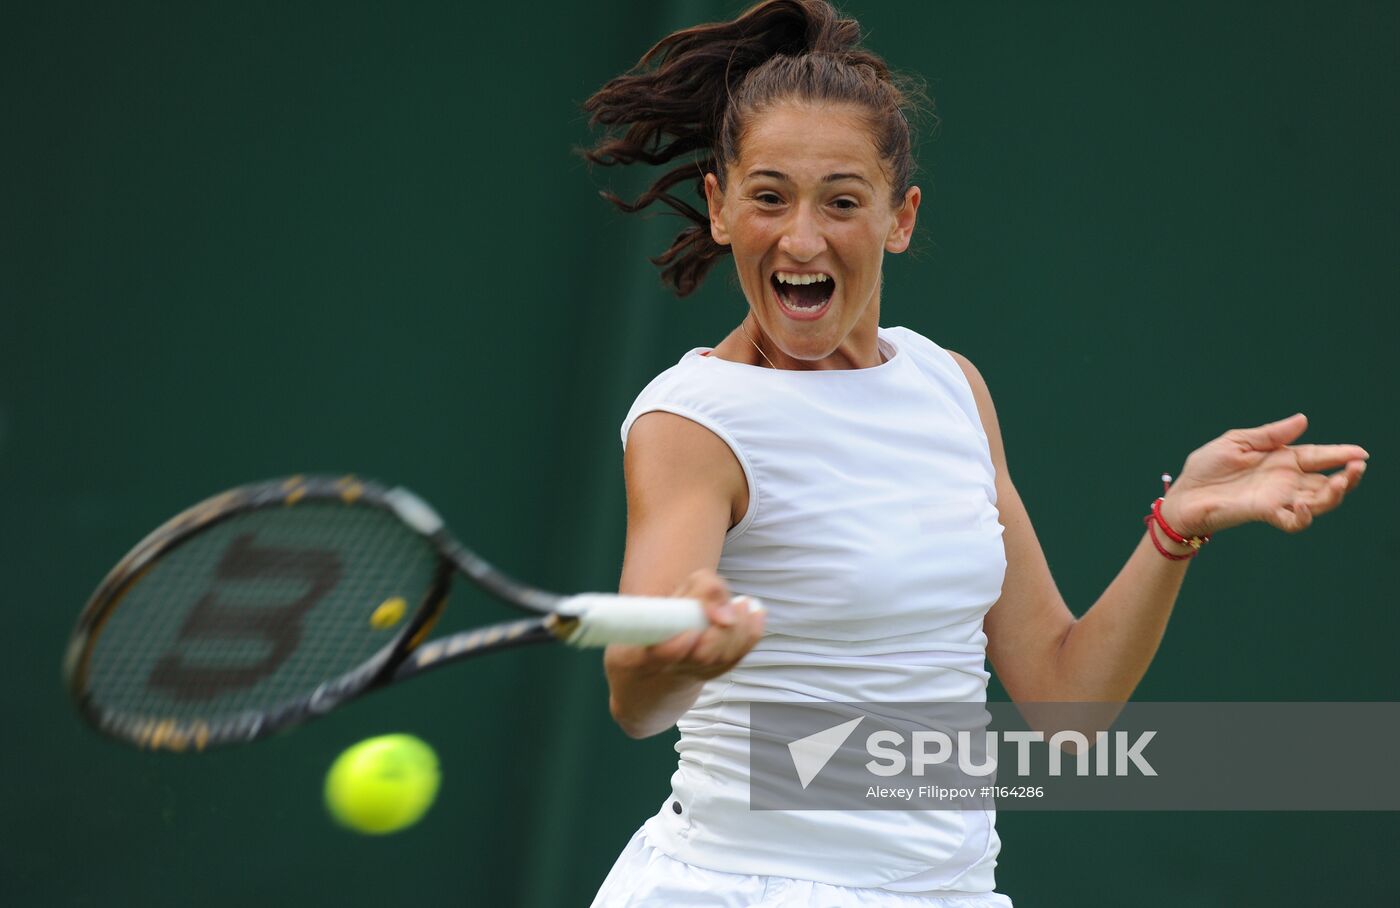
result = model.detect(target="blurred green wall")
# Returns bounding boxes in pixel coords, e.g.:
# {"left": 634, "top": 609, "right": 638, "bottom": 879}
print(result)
{"left": 3, "top": 1, "right": 1395, "bottom": 905}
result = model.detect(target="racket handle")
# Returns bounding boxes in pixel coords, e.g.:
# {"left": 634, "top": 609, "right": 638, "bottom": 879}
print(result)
{"left": 556, "top": 594, "right": 760, "bottom": 647}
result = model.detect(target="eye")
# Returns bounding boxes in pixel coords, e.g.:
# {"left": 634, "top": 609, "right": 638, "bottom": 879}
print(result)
{"left": 753, "top": 192, "right": 784, "bottom": 206}
{"left": 831, "top": 197, "right": 859, "bottom": 212}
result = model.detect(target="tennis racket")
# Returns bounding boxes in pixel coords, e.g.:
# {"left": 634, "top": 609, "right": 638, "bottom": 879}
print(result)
{"left": 64, "top": 474, "right": 721, "bottom": 752}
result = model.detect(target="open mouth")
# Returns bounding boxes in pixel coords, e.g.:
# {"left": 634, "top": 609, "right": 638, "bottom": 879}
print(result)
{"left": 771, "top": 272, "right": 835, "bottom": 318}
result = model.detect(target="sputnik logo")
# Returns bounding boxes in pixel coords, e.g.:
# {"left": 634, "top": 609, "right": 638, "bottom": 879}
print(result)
{"left": 787, "top": 717, "right": 863, "bottom": 789}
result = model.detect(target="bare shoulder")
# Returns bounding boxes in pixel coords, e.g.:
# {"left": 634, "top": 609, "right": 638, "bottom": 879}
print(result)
{"left": 625, "top": 411, "right": 748, "bottom": 528}
{"left": 945, "top": 349, "right": 990, "bottom": 401}
{"left": 625, "top": 410, "right": 743, "bottom": 484}
{"left": 944, "top": 350, "right": 1006, "bottom": 469}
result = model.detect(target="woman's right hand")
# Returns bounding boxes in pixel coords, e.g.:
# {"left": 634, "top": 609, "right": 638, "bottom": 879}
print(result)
{"left": 604, "top": 570, "right": 765, "bottom": 738}
{"left": 612, "top": 569, "right": 766, "bottom": 680}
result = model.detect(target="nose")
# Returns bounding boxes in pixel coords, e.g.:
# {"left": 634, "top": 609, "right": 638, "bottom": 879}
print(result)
{"left": 778, "top": 203, "right": 827, "bottom": 261}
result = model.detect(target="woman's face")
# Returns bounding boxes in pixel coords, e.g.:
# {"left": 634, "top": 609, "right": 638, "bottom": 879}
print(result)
{"left": 704, "top": 101, "right": 919, "bottom": 369}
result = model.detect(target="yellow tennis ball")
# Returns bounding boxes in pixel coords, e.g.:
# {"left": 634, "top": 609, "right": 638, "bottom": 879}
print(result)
{"left": 324, "top": 734, "right": 440, "bottom": 834}
{"left": 370, "top": 596, "right": 407, "bottom": 630}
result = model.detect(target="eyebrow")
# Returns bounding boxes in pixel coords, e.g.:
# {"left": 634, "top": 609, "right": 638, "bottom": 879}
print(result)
{"left": 745, "top": 169, "right": 874, "bottom": 190}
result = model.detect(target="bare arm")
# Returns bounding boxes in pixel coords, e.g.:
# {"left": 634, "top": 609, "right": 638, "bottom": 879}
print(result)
{"left": 950, "top": 352, "right": 1368, "bottom": 703}
{"left": 605, "top": 411, "right": 765, "bottom": 738}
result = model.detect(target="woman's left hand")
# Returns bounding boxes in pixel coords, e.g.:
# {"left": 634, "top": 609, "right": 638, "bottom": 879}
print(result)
{"left": 1161, "top": 413, "right": 1369, "bottom": 537}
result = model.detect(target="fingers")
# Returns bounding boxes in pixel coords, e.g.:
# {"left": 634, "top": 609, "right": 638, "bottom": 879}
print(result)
{"left": 643, "top": 601, "right": 763, "bottom": 675}
{"left": 1271, "top": 501, "right": 1313, "bottom": 534}
{"left": 1226, "top": 413, "right": 1308, "bottom": 452}
{"left": 1298, "top": 460, "right": 1366, "bottom": 515}
{"left": 675, "top": 569, "right": 734, "bottom": 621}
{"left": 1343, "top": 457, "right": 1368, "bottom": 492}
{"left": 1291, "top": 444, "right": 1371, "bottom": 473}
{"left": 688, "top": 599, "right": 766, "bottom": 669}
{"left": 637, "top": 627, "right": 706, "bottom": 663}
{"left": 638, "top": 569, "right": 766, "bottom": 676}
{"left": 1269, "top": 459, "right": 1367, "bottom": 532}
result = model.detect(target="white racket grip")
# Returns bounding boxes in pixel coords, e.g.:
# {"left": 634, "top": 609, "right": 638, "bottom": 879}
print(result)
{"left": 556, "top": 594, "right": 762, "bottom": 648}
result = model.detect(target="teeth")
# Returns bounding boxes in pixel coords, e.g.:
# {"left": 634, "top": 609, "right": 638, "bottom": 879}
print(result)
{"left": 774, "top": 272, "right": 830, "bottom": 286}
{"left": 779, "top": 294, "right": 825, "bottom": 312}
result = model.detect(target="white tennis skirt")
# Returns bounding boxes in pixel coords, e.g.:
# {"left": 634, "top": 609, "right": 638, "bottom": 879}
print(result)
{"left": 591, "top": 828, "right": 1015, "bottom": 908}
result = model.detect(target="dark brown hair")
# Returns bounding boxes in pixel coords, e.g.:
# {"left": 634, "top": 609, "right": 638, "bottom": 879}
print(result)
{"left": 581, "top": 0, "right": 927, "bottom": 297}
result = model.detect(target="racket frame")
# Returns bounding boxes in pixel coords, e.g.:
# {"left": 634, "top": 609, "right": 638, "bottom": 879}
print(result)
{"left": 64, "top": 475, "right": 575, "bottom": 752}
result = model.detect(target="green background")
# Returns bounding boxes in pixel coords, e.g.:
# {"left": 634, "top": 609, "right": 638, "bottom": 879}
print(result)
{"left": 3, "top": 1, "right": 1395, "bottom": 904}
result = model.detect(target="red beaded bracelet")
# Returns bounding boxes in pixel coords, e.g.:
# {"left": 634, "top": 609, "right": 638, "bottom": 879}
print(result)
{"left": 1143, "top": 474, "right": 1210, "bottom": 561}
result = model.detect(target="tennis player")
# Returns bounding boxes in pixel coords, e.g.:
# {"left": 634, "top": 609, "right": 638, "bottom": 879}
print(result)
{"left": 582, "top": 2, "right": 1369, "bottom": 905}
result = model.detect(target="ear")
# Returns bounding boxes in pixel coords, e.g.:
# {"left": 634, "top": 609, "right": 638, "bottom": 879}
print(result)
{"left": 884, "top": 185, "right": 921, "bottom": 254}
{"left": 703, "top": 172, "right": 731, "bottom": 246}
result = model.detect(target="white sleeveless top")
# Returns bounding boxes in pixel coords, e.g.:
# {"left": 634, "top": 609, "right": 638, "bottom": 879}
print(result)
{"left": 619, "top": 326, "right": 1008, "bottom": 894}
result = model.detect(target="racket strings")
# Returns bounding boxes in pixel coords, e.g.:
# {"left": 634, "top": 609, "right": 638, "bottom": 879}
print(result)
{"left": 85, "top": 503, "right": 440, "bottom": 723}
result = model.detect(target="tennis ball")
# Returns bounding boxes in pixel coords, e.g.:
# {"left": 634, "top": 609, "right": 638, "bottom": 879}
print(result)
{"left": 370, "top": 596, "right": 407, "bottom": 629}
{"left": 324, "top": 734, "right": 440, "bottom": 834}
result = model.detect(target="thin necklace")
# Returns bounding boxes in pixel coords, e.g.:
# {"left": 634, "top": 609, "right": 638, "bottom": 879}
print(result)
{"left": 739, "top": 317, "right": 779, "bottom": 369}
